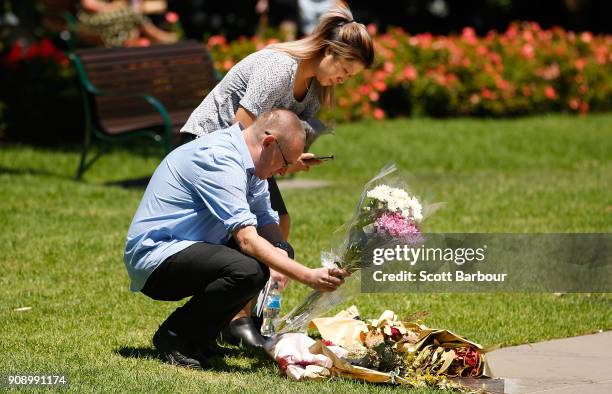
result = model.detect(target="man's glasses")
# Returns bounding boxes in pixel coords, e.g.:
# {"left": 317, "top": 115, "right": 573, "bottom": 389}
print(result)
{"left": 265, "top": 131, "right": 290, "bottom": 171}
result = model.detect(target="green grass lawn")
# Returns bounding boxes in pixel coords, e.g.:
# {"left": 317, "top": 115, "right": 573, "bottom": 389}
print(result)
{"left": 1, "top": 114, "right": 611, "bottom": 392}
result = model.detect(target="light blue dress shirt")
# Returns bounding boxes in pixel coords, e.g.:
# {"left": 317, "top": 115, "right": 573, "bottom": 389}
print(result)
{"left": 124, "top": 123, "right": 279, "bottom": 292}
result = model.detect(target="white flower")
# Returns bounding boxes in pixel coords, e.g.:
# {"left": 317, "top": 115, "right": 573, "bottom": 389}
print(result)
{"left": 366, "top": 184, "right": 424, "bottom": 223}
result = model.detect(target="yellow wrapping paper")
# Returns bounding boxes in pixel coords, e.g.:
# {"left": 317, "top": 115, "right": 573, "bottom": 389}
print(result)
{"left": 309, "top": 306, "right": 492, "bottom": 381}
{"left": 309, "top": 305, "right": 368, "bottom": 348}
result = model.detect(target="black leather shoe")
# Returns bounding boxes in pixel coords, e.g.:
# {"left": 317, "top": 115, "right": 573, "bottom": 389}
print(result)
{"left": 153, "top": 325, "right": 207, "bottom": 369}
{"left": 220, "top": 317, "right": 267, "bottom": 348}
{"left": 198, "top": 340, "right": 229, "bottom": 358}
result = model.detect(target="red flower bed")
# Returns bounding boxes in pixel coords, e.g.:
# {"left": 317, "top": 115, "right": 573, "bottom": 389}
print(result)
{"left": 207, "top": 22, "right": 611, "bottom": 121}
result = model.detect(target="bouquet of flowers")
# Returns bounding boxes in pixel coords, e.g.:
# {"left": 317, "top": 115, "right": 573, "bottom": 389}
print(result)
{"left": 305, "top": 307, "right": 491, "bottom": 391}
{"left": 266, "top": 307, "right": 493, "bottom": 391}
{"left": 275, "top": 163, "right": 442, "bottom": 333}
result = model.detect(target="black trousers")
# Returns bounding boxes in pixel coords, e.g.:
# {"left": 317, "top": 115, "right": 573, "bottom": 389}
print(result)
{"left": 141, "top": 239, "right": 269, "bottom": 346}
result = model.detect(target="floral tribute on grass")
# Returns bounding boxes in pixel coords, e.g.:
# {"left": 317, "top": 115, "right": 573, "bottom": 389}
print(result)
{"left": 265, "top": 306, "right": 492, "bottom": 392}
{"left": 274, "top": 163, "right": 442, "bottom": 334}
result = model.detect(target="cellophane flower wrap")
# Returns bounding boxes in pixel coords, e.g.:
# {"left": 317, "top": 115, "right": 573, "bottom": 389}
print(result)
{"left": 275, "top": 163, "right": 443, "bottom": 334}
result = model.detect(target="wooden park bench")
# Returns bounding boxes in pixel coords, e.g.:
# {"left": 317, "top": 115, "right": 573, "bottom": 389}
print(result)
{"left": 69, "top": 41, "right": 219, "bottom": 179}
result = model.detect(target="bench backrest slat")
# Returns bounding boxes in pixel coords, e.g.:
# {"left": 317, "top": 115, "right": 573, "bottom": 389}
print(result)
{"left": 75, "top": 42, "right": 216, "bottom": 121}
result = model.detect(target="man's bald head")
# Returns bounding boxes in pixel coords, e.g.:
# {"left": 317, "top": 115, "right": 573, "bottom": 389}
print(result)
{"left": 245, "top": 109, "right": 306, "bottom": 179}
{"left": 252, "top": 109, "right": 305, "bottom": 149}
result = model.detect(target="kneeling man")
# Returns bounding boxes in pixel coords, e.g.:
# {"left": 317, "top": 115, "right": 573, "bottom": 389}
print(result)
{"left": 123, "top": 109, "right": 348, "bottom": 369}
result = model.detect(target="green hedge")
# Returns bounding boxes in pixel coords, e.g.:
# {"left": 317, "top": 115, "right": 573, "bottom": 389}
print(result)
{"left": 207, "top": 22, "right": 612, "bottom": 121}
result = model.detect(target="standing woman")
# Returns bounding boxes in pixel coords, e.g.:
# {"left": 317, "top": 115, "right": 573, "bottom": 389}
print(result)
{"left": 180, "top": 1, "right": 373, "bottom": 346}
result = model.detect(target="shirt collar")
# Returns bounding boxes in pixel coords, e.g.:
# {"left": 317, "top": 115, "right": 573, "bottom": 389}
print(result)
{"left": 229, "top": 122, "right": 255, "bottom": 174}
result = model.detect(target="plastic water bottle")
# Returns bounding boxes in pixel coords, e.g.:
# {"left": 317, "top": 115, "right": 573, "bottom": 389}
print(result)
{"left": 260, "top": 282, "right": 281, "bottom": 337}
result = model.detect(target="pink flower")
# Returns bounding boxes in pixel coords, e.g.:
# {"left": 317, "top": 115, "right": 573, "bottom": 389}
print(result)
{"left": 372, "top": 80, "right": 387, "bottom": 92}
{"left": 373, "top": 108, "right": 385, "bottom": 120}
{"left": 505, "top": 23, "right": 519, "bottom": 40}
{"left": 544, "top": 85, "right": 557, "bottom": 99}
{"left": 383, "top": 61, "right": 395, "bottom": 73}
{"left": 207, "top": 35, "right": 227, "bottom": 47}
{"left": 367, "top": 23, "right": 378, "bottom": 36}
{"left": 403, "top": 65, "right": 418, "bottom": 81}
{"left": 540, "top": 63, "right": 560, "bottom": 80}
{"left": 521, "top": 44, "right": 535, "bottom": 60}
{"left": 358, "top": 85, "right": 372, "bottom": 95}
{"left": 481, "top": 88, "right": 496, "bottom": 100}
{"left": 569, "top": 98, "right": 580, "bottom": 110}
{"left": 495, "top": 78, "right": 509, "bottom": 90}
{"left": 165, "top": 11, "right": 179, "bottom": 24}
{"left": 580, "top": 31, "right": 593, "bottom": 43}
{"left": 462, "top": 27, "right": 478, "bottom": 45}
{"left": 369, "top": 91, "right": 380, "bottom": 101}
{"left": 489, "top": 52, "right": 502, "bottom": 65}
{"left": 222, "top": 59, "right": 234, "bottom": 71}
{"left": 137, "top": 38, "right": 151, "bottom": 47}
{"left": 374, "top": 212, "right": 420, "bottom": 239}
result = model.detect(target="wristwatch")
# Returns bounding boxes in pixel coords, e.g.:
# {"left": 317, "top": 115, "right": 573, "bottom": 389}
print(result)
{"left": 273, "top": 241, "right": 295, "bottom": 259}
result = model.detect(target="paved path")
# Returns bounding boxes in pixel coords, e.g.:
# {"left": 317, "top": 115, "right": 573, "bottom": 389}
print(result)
{"left": 276, "top": 178, "right": 333, "bottom": 190}
{"left": 487, "top": 331, "right": 611, "bottom": 393}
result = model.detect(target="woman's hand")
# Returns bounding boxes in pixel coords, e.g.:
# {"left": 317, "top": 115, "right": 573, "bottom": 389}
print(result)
{"left": 305, "top": 267, "right": 350, "bottom": 292}
{"left": 287, "top": 153, "right": 323, "bottom": 173}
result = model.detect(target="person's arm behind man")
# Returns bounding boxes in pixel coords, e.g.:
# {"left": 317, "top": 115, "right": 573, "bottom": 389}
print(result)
{"left": 233, "top": 226, "right": 349, "bottom": 292}
{"left": 255, "top": 223, "right": 292, "bottom": 289}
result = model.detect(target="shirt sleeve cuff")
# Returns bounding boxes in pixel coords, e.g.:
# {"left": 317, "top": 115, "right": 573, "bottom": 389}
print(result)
{"left": 239, "top": 98, "right": 262, "bottom": 118}
{"left": 224, "top": 212, "right": 258, "bottom": 234}
{"left": 256, "top": 210, "right": 279, "bottom": 228}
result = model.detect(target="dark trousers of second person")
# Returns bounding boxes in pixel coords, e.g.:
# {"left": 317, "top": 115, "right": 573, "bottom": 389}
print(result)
{"left": 141, "top": 239, "right": 269, "bottom": 347}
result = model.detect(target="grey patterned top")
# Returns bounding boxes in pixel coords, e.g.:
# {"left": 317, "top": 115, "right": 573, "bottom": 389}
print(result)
{"left": 181, "top": 49, "right": 321, "bottom": 136}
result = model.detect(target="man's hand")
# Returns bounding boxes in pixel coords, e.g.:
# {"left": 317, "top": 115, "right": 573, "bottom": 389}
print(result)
{"left": 306, "top": 267, "right": 350, "bottom": 292}
{"left": 286, "top": 153, "right": 323, "bottom": 173}
{"left": 269, "top": 269, "right": 289, "bottom": 291}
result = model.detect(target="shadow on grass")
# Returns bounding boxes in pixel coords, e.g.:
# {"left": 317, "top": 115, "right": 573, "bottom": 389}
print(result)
{"left": 104, "top": 177, "right": 151, "bottom": 189}
{"left": 114, "top": 345, "right": 274, "bottom": 373}
{"left": 116, "top": 346, "right": 162, "bottom": 361}
{"left": 0, "top": 164, "right": 154, "bottom": 189}
{"left": 0, "top": 165, "right": 64, "bottom": 178}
